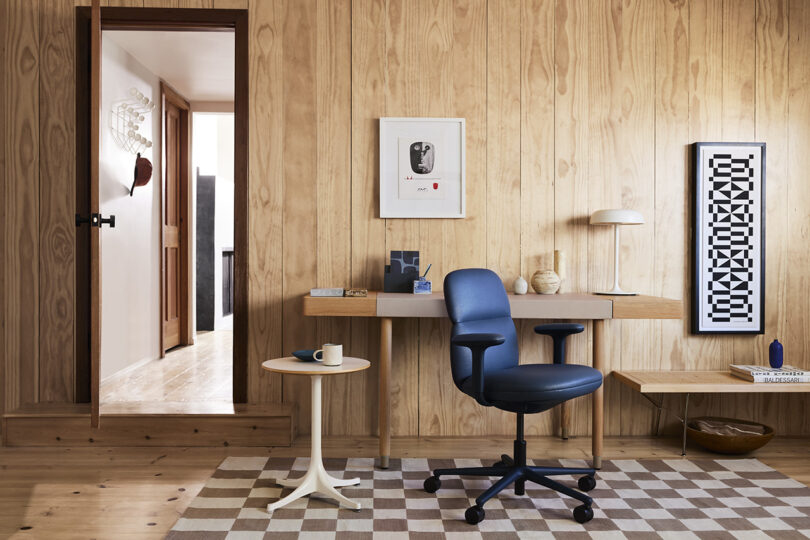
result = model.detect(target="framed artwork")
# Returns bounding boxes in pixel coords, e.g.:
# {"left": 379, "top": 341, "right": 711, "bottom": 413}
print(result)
{"left": 692, "top": 142, "right": 766, "bottom": 334}
{"left": 379, "top": 117, "right": 465, "bottom": 218}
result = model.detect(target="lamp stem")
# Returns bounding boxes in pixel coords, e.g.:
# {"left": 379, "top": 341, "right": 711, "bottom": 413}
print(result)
{"left": 613, "top": 224, "right": 621, "bottom": 293}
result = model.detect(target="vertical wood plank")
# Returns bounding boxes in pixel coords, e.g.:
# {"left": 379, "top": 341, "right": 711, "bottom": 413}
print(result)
{"left": 312, "top": 0, "right": 358, "bottom": 436}
{"left": 485, "top": 0, "right": 521, "bottom": 436}
{"left": 755, "top": 0, "right": 790, "bottom": 434}
{"left": 5, "top": 0, "right": 40, "bottom": 409}
{"left": 787, "top": 0, "right": 810, "bottom": 431}
{"left": 653, "top": 0, "right": 689, "bottom": 369}
{"left": 486, "top": 0, "right": 522, "bottom": 287}
{"left": 519, "top": 0, "right": 556, "bottom": 437}
{"left": 247, "top": 0, "right": 284, "bottom": 404}
{"left": 722, "top": 0, "right": 759, "bottom": 422}
{"left": 610, "top": 0, "right": 656, "bottom": 437}
{"left": 553, "top": 0, "right": 592, "bottom": 436}
{"left": 39, "top": 0, "right": 76, "bottom": 403}
{"left": 686, "top": 0, "right": 731, "bottom": 424}
{"left": 652, "top": 0, "right": 689, "bottom": 431}
{"left": 418, "top": 0, "right": 488, "bottom": 438}
{"left": 281, "top": 0, "right": 318, "bottom": 434}
{"left": 349, "top": 0, "right": 386, "bottom": 437}
{"left": 383, "top": 0, "right": 422, "bottom": 438}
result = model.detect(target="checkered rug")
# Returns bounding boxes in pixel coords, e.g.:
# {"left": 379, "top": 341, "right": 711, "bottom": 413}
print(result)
{"left": 167, "top": 457, "right": 810, "bottom": 539}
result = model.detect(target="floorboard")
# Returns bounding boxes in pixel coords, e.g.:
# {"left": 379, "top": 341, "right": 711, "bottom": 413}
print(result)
{"left": 0, "top": 436, "right": 808, "bottom": 538}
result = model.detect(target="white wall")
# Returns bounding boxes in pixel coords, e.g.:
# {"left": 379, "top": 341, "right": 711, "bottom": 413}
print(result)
{"left": 192, "top": 113, "right": 234, "bottom": 331}
{"left": 99, "top": 37, "right": 161, "bottom": 380}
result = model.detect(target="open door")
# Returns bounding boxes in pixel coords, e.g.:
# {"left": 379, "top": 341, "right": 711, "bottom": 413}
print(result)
{"left": 90, "top": 0, "right": 101, "bottom": 428}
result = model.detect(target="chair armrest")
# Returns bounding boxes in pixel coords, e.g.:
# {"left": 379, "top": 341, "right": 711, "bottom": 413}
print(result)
{"left": 451, "top": 333, "right": 506, "bottom": 348}
{"left": 451, "top": 333, "right": 505, "bottom": 407}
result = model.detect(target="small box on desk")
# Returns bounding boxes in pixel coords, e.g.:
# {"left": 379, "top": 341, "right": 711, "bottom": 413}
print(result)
{"left": 384, "top": 250, "right": 419, "bottom": 293}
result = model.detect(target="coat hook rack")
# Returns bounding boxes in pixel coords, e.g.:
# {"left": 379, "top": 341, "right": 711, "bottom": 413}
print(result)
{"left": 110, "top": 87, "right": 155, "bottom": 154}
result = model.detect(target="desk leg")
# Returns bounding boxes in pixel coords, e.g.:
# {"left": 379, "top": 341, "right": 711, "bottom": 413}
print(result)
{"left": 379, "top": 317, "right": 392, "bottom": 469}
{"left": 560, "top": 402, "right": 570, "bottom": 440}
{"left": 592, "top": 319, "right": 605, "bottom": 470}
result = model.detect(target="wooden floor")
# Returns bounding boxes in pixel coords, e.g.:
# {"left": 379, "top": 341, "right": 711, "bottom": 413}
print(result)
{"left": 100, "top": 329, "right": 232, "bottom": 405}
{"left": 1, "top": 436, "right": 808, "bottom": 539}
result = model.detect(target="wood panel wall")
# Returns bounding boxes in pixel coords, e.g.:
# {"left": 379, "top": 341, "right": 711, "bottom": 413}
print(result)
{"left": 3, "top": 0, "right": 810, "bottom": 440}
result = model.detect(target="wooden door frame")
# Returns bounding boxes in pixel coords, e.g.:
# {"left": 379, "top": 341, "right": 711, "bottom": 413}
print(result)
{"left": 75, "top": 7, "right": 249, "bottom": 403}
{"left": 159, "top": 81, "right": 193, "bottom": 356}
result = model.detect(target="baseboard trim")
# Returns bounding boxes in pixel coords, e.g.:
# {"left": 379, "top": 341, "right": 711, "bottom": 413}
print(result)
{"left": 3, "top": 403, "right": 295, "bottom": 447}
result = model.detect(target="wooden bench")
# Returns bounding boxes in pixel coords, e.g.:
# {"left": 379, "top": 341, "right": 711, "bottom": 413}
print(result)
{"left": 613, "top": 370, "right": 810, "bottom": 455}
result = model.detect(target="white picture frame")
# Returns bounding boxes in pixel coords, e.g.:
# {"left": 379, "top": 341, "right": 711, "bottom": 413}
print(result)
{"left": 379, "top": 117, "right": 465, "bottom": 218}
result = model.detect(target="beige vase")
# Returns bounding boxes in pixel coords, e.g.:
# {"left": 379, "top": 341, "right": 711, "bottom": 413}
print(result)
{"left": 531, "top": 270, "right": 561, "bottom": 295}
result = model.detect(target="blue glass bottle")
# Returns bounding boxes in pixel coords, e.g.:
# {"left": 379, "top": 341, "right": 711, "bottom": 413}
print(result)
{"left": 769, "top": 339, "right": 783, "bottom": 369}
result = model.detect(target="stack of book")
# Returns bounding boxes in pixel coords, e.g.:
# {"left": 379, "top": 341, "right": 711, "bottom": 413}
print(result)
{"left": 730, "top": 364, "right": 810, "bottom": 383}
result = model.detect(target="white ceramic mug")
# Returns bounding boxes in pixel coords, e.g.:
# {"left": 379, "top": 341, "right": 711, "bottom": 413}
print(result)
{"left": 314, "top": 343, "right": 343, "bottom": 366}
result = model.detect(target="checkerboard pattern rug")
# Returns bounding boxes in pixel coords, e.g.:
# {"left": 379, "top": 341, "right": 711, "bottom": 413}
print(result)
{"left": 167, "top": 457, "right": 810, "bottom": 539}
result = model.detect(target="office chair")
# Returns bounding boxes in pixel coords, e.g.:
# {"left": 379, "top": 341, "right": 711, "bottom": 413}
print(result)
{"left": 423, "top": 268, "right": 603, "bottom": 524}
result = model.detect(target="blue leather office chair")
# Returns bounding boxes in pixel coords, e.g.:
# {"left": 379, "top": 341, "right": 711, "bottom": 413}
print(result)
{"left": 423, "top": 268, "right": 603, "bottom": 524}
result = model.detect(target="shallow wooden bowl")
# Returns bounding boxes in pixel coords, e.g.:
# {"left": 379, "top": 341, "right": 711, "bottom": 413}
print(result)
{"left": 686, "top": 416, "right": 774, "bottom": 455}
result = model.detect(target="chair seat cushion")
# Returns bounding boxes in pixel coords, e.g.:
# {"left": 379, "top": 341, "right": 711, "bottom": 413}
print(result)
{"left": 460, "top": 363, "right": 603, "bottom": 414}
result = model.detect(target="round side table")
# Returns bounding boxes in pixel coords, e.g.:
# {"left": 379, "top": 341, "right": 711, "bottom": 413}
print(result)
{"left": 262, "top": 356, "right": 370, "bottom": 512}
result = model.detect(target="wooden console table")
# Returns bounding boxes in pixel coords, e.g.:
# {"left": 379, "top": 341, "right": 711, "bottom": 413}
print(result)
{"left": 614, "top": 370, "right": 810, "bottom": 455}
{"left": 304, "top": 292, "right": 682, "bottom": 468}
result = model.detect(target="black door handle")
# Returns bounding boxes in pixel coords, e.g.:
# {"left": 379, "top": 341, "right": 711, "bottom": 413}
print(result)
{"left": 75, "top": 213, "right": 115, "bottom": 228}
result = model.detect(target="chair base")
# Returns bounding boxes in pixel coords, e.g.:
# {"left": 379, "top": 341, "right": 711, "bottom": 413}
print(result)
{"left": 423, "top": 414, "right": 597, "bottom": 524}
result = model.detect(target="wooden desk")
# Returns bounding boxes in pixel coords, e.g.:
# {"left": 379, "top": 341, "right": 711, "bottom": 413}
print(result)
{"left": 614, "top": 370, "right": 810, "bottom": 455}
{"left": 304, "top": 292, "right": 682, "bottom": 468}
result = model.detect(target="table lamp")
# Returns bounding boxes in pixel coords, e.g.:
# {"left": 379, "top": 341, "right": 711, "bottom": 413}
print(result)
{"left": 590, "top": 209, "right": 644, "bottom": 295}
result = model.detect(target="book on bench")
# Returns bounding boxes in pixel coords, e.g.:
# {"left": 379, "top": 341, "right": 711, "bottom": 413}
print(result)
{"left": 730, "top": 364, "right": 810, "bottom": 383}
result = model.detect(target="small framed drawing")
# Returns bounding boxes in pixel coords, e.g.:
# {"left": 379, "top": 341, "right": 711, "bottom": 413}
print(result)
{"left": 692, "top": 142, "right": 766, "bottom": 334}
{"left": 379, "top": 117, "right": 465, "bottom": 218}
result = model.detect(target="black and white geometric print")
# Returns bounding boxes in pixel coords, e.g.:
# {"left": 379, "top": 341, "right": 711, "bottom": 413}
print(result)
{"left": 695, "top": 143, "right": 764, "bottom": 333}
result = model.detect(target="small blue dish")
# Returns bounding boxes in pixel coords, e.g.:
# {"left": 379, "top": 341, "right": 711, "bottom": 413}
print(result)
{"left": 292, "top": 349, "right": 322, "bottom": 362}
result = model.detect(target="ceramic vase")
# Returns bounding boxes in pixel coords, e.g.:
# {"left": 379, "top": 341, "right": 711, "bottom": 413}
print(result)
{"left": 513, "top": 276, "right": 528, "bottom": 295}
{"left": 769, "top": 339, "right": 783, "bottom": 369}
{"left": 531, "top": 270, "right": 561, "bottom": 295}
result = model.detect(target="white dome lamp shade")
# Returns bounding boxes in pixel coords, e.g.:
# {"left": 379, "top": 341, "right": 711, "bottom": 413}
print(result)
{"left": 590, "top": 209, "right": 645, "bottom": 296}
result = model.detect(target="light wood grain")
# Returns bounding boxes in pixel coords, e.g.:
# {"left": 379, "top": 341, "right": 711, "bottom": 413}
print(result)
{"left": 486, "top": 0, "right": 521, "bottom": 291}
{"left": 5, "top": 414, "right": 292, "bottom": 446}
{"left": 0, "top": 437, "right": 808, "bottom": 538}
{"left": 303, "top": 293, "right": 377, "bottom": 317}
{"left": 614, "top": 370, "right": 810, "bottom": 394}
{"left": 281, "top": 0, "right": 319, "bottom": 436}
{"left": 263, "top": 356, "right": 370, "bottom": 376}
{"left": 610, "top": 295, "right": 683, "bottom": 319}
{"left": 754, "top": 0, "right": 789, "bottom": 435}
{"left": 348, "top": 0, "right": 386, "bottom": 439}
{"left": 787, "top": 0, "right": 810, "bottom": 432}
{"left": 652, "top": 0, "right": 689, "bottom": 380}
{"left": 247, "top": 0, "right": 283, "bottom": 405}
{"left": 5, "top": 0, "right": 810, "bottom": 443}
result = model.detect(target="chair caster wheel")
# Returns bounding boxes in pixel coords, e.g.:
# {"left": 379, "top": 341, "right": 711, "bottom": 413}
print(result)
{"left": 578, "top": 475, "right": 596, "bottom": 492}
{"left": 573, "top": 504, "right": 594, "bottom": 524}
{"left": 423, "top": 476, "right": 441, "bottom": 493}
{"left": 465, "top": 505, "right": 485, "bottom": 524}
{"left": 493, "top": 454, "right": 514, "bottom": 467}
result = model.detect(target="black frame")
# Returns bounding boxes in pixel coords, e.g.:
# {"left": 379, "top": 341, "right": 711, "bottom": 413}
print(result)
{"left": 691, "top": 142, "right": 766, "bottom": 334}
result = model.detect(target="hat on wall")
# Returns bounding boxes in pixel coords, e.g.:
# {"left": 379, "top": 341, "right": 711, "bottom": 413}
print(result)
{"left": 130, "top": 152, "right": 153, "bottom": 196}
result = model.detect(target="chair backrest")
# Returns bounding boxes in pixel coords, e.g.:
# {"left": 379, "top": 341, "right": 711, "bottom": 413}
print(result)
{"left": 444, "top": 268, "right": 519, "bottom": 388}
